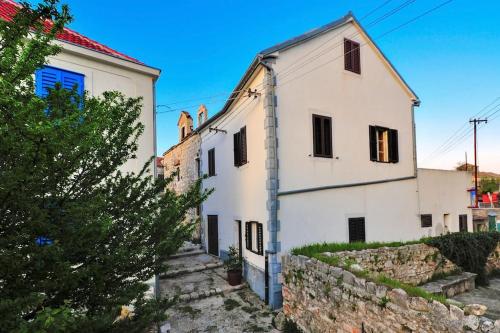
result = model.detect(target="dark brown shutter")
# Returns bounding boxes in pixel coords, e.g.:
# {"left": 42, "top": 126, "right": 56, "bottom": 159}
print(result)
{"left": 245, "top": 222, "right": 252, "bottom": 250}
{"left": 348, "top": 218, "right": 366, "bottom": 243}
{"left": 233, "top": 132, "right": 241, "bottom": 166}
{"left": 240, "top": 127, "right": 247, "bottom": 165}
{"left": 208, "top": 148, "right": 215, "bottom": 176}
{"left": 344, "top": 39, "right": 352, "bottom": 71}
{"left": 352, "top": 42, "right": 360, "bottom": 74}
{"left": 323, "top": 117, "right": 332, "bottom": 157}
{"left": 257, "top": 223, "right": 263, "bottom": 255}
{"left": 369, "top": 126, "right": 377, "bottom": 161}
{"left": 459, "top": 214, "right": 468, "bottom": 232}
{"left": 388, "top": 129, "right": 399, "bottom": 163}
{"left": 421, "top": 214, "right": 432, "bottom": 228}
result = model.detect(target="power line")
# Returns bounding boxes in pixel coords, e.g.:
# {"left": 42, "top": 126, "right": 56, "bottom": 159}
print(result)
{"left": 156, "top": 0, "right": 416, "bottom": 113}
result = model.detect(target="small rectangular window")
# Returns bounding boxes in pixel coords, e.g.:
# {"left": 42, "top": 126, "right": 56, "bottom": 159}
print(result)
{"left": 421, "top": 214, "right": 432, "bottom": 228}
{"left": 344, "top": 39, "right": 361, "bottom": 74}
{"left": 312, "top": 114, "right": 333, "bottom": 158}
{"left": 369, "top": 126, "right": 398, "bottom": 163}
{"left": 459, "top": 214, "right": 468, "bottom": 232}
{"left": 234, "top": 126, "right": 248, "bottom": 167}
{"left": 208, "top": 148, "right": 215, "bottom": 176}
{"left": 348, "top": 217, "right": 366, "bottom": 243}
{"left": 245, "top": 221, "right": 263, "bottom": 255}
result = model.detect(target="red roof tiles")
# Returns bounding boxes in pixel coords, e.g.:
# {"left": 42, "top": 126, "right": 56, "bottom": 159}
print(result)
{"left": 0, "top": 0, "right": 143, "bottom": 64}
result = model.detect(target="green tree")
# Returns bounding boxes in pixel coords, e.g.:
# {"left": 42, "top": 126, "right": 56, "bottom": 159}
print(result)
{"left": 480, "top": 177, "right": 499, "bottom": 194}
{"left": 0, "top": 1, "right": 210, "bottom": 331}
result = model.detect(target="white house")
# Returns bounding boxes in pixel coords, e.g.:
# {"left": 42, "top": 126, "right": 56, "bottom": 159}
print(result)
{"left": 0, "top": 0, "right": 161, "bottom": 297}
{"left": 0, "top": 0, "right": 161, "bottom": 177}
{"left": 190, "top": 13, "right": 472, "bottom": 308}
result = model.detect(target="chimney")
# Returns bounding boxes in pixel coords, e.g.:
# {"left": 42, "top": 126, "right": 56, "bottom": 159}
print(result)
{"left": 197, "top": 104, "right": 208, "bottom": 128}
{"left": 177, "top": 111, "right": 193, "bottom": 142}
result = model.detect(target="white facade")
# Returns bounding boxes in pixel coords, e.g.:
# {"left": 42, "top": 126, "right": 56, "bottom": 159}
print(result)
{"left": 197, "top": 14, "right": 470, "bottom": 307}
{"left": 47, "top": 41, "right": 160, "bottom": 176}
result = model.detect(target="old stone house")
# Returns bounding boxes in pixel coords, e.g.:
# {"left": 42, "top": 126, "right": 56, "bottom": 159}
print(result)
{"left": 162, "top": 105, "right": 208, "bottom": 241}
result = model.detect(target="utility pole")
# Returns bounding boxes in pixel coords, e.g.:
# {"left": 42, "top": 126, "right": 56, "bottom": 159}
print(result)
{"left": 469, "top": 118, "right": 488, "bottom": 208}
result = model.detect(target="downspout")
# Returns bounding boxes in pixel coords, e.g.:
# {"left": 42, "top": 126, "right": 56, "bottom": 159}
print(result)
{"left": 152, "top": 77, "right": 161, "bottom": 301}
{"left": 259, "top": 56, "right": 281, "bottom": 308}
{"left": 411, "top": 100, "right": 419, "bottom": 178}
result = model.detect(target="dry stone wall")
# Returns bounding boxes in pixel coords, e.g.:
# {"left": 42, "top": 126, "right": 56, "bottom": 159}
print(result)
{"left": 328, "top": 244, "right": 458, "bottom": 285}
{"left": 282, "top": 254, "right": 500, "bottom": 333}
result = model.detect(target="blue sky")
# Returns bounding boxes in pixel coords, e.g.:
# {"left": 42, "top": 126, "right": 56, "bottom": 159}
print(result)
{"left": 62, "top": 0, "right": 500, "bottom": 173}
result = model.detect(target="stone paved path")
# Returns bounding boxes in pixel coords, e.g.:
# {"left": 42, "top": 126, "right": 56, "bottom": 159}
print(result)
{"left": 452, "top": 278, "right": 500, "bottom": 320}
{"left": 159, "top": 244, "right": 280, "bottom": 333}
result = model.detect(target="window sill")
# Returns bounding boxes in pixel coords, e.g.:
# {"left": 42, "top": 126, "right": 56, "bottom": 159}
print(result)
{"left": 235, "top": 161, "right": 250, "bottom": 169}
{"left": 370, "top": 160, "right": 398, "bottom": 164}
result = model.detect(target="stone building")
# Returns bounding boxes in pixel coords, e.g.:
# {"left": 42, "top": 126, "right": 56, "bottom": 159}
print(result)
{"left": 162, "top": 105, "right": 207, "bottom": 241}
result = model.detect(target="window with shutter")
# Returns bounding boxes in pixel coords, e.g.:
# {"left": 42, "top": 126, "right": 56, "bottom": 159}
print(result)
{"left": 348, "top": 217, "right": 366, "bottom": 243}
{"left": 344, "top": 39, "right": 361, "bottom": 74}
{"left": 208, "top": 148, "right": 215, "bottom": 176}
{"left": 234, "top": 126, "right": 248, "bottom": 167}
{"left": 312, "top": 114, "right": 333, "bottom": 158}
{"left": 369, "top": 126, "right": 399, "bottom": 163}
{"left": 35, "top": 66, "right": 84, "bottom": 97}
{"left": 459, "top": 214, "right": 468, "bottom": 232}
{"left": 420, "top": 214, "right": 432, "bottom": 228}
{"left": 245, "top": 221, "right": 264, "bottom": 255}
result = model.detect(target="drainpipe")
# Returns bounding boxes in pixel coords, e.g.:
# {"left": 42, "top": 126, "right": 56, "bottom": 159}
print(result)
{"left": 259, "top": 56, "right": 281, "bottom": 308}
{"left": 152, "top": 77, "right": 161, "bottom": 302}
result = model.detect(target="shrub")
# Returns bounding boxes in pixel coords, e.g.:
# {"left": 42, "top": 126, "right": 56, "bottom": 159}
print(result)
{"left": 425, "top": 232, "right": 500, "bottom": 285}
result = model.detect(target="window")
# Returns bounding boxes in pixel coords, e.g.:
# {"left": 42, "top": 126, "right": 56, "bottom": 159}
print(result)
{"left": 344, "top": 39, "right": 361, "bottom": 74}
{"left": 421, "top": 214, "right": 432, "bottom": 228}
{"left": 369, "top": 126, "right": 398, "bottom": 163}
{"left": 348, "top": 217, "right": 366, "bottom": 243}
{"left": 208, "top": 148, "right": 216, "bottom": 176}
{"left": 35, "top": 66, "right": 84, "bottom": 98}
{"left": 233, "top": 126, "right": 247, "bottom": 167}
{"left": 459, "top": 214, "right": 468, "bottom": 232}
{"left": 245, "top": 221, "right": 263, "bottom": 255}
{"left": 312, "top": 115, "right": 332, "bottom": 158}
{"left": 176, "top": 167, "right": 180, "bottom": 181}
{"left": 181, "top": 127, "right": 186, "bottom": 140}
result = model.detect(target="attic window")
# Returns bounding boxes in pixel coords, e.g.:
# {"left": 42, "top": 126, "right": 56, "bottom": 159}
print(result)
{"left": 344, "top": 39, "right": 361, "bottom": 74}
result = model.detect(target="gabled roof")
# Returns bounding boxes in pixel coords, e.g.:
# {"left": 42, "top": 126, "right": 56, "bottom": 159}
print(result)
{"left": 197, "top": 13, "right": 419, "bottom": 134}
{"left": 0, "top": 0, "right": 144, "bottom": 65}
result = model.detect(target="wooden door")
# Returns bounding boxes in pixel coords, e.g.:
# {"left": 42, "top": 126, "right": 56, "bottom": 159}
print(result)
{"left": 207, "top": 215, "right": 219, "bottom": 256}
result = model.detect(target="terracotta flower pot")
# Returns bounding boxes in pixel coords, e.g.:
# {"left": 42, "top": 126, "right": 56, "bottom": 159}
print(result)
{"left": 227, "top": 269, "right": 242, "bottom": 286}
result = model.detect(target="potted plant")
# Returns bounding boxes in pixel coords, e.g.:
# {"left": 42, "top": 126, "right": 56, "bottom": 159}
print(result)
{"left": 224, "top": 245, "right": 243, "bottom": 286}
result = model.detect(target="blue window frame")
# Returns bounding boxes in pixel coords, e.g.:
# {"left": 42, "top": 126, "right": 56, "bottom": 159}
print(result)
{"left": 35, "top": 66, "right": 84, "bottom": 98}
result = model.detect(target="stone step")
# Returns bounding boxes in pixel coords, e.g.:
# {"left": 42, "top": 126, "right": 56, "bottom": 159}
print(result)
{"left": 169, "top": 248, "right": 205, "bottom": 259}
{"left": 159, "top": 261, "right": 223, "bottom": 279}
{"left": 420, "top": 272, "right": 477, "bottom": 298}
{"left": 166, "top": 283, "right": 247, "bottom": 304}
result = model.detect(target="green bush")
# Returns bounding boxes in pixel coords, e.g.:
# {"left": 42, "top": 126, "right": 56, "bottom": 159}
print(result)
{"left": 425, "top": 232, "right": 500, "bottom": 285}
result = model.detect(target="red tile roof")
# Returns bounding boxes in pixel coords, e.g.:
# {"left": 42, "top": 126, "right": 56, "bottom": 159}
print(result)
{"left": 0, "top": 0, "right": 143, "bottom": 64}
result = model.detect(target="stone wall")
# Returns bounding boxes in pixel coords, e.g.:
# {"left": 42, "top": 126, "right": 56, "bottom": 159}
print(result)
{"left": 282, "top": 254, "right": 500, "bottom": 333}
{"left": 328, "top": 244, "right": 458, "bottom": 285}
{"left": 163, "top": 133, "right": 201, "bottom": 240}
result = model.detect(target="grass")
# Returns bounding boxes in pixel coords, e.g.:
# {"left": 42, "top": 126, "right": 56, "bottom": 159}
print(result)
{"left": 374, "top": 275, "right": 448, "bottom": 304}
{"left": 291, "top": 240, "right": 425, "bottom": 257}
{"left": 291, "top": 239, "right": 451, "bottom": 305}
{"left": 223, "top": 298, "right": 241, "bottom": 311}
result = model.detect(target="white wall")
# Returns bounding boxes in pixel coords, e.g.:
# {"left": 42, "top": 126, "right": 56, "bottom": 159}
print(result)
{"left": 279, "top": 178, "right": 422, "bottom": 252}
{"left": 417, "top": 168, "right": 472, "bottom": 235}
{"left": 200, "top": 68, "right": 269, "bottom": 270}
{"left": 46, "top": 43, "right": 159, "bottom": 176}
{"left": 273, "top": 21, "right": 417, "bottom": 193}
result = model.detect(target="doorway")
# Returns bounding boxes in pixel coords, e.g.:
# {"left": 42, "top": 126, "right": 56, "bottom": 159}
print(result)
{"left": 207, "top": 215, "right": 219, "bottom": 256}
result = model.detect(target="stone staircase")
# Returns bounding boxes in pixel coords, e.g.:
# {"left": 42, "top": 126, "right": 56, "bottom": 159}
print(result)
{"left": 159, "top": 243, "right": 245, "bottom": 303}
{"left": 420, "top": 272, "right": 477, "bottom": 298}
